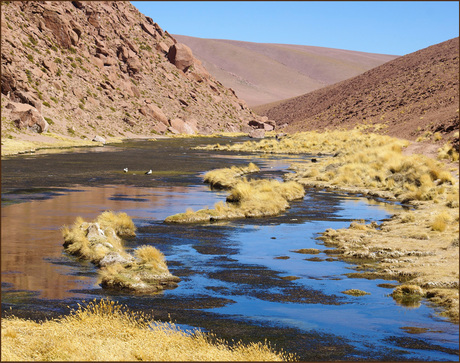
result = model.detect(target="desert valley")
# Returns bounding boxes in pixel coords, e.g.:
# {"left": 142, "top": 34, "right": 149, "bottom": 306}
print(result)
{"left": 1, "top": 1, "right": 459, "bottom": 361}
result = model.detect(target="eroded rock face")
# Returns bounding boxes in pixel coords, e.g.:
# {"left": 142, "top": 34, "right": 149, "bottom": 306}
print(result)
{"left": 42, "top": 9, "right": 73, "bottom": 49}
{"left": 1, "top": 1, "right": 259, "bottom": 141}
{"left": 139, "top": 104, "right": 168, "bottom": 125}
{"left": 6, "top": 102, "right": 49, "bottom": 133}
{"left": 169, "top": 118, "right": 197, "bottom": 135}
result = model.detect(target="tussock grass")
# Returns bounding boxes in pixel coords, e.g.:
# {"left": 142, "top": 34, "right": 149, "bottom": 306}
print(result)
{"left": 342, "top": 289, "right": 370, "bottom": 296}
{"left": 390, "top": 285, "right": 425, "bottom": 307}
{"left": 431, "top": 211, "right": 451, "bottom": 232}
{"left": 438, "top": 141, "right": 459, "bottom": 162}
{"left": 62, "top": 212, "right": 179, "bottom": 293}
{"left": 204, "top": 162, "right": 260, "bottom": 189}
{"left": 1, "top": 299, "right": 292, "bottom": 361}
{"left": 207, "top": 130, "right": 458, "bottom": 323}
{"left": 166, "top": 178, "right": 305, "bottom": 223}
{"left": 96, "top": 210, "right": 137, "bottom": 237}
{"left": 62, "top": 211, "right": 135, "bottom": 264}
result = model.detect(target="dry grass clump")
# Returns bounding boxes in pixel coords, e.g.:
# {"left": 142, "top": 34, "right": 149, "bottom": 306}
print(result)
{"left": 195, "top": 129, "right": 408, "bottom": 156}
{"left": 204, "top": 162, "right": 260, "bottom": 189}
{"left": 390, "top": 285, "right": 425, "bottom": 307}
{"left": 342, "top": 289, "right": 370, "bottom": 296}
{"left": 62, "top": 212, "right": 179, "bottom": 293}
{"left": 1, "top": 299, "right": 292, "bottom": 361}
{"left": 438, "top": 140, "right": 459, "bottom": 162}
{"left": 0, "top": 133, "right": 124, "bottom": 156}
{"left": 62, "top": 211, "right": 135, "bottom": 264}
{"left": 166, "top": 178, "right": 305, "bottom": 223}
{"left": 96, "top": 210, "right": 137, "bottom": 237}
{"left": 431, "top": 211, "right": 451, "bottom": 232}
{"left": 281, "top": 133, "right": 455, "bottom": 203}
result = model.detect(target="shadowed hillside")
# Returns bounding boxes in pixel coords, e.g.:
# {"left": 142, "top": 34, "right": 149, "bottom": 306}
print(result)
{"left": 174, "top": 34, "right": 397, "bottom": 107}
{"left": 254, "top": 38, "right": 459, "bottom": 142}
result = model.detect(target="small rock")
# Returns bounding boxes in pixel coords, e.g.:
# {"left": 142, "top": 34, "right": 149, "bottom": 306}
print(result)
{"left": 92, "top": 135, "right": 106, "bottom": 144}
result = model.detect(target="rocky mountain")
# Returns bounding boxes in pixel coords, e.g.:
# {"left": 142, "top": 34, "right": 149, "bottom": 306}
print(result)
{"left": 254, "top": 37, "right": 459, "bottom": 142}
{"left": 173, "top": 34, "right": 398, "bottom": 107}
{"left": 1, "top": 1, "right": 267, "bottom": 145}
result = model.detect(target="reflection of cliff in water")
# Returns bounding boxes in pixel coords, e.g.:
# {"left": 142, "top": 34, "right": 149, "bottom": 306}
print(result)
{"left": 1, "top": 185, "right": 193, "bottom": 299}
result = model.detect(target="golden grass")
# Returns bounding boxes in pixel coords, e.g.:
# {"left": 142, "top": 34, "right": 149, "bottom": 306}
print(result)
{"left": 342, "top": 289, "right": 370, "bottom": 296}
{"left": 1, "top": 133, "right": 124, "bottom": 157}
{"left": 166, "top": 178, "right": 305, "bottom": 223}
{"left": 1, "top": 299, "right": 293, "bottom": 361}
{"left": 438, "top": 141, "right": 459, "bottom": 162}
{"left": 431, "top": 211, "right": 451, "bottom": 232}
{"left": 62, "top": 212, "right": 179, "bottom": 293}
{"left": 96, "top": 210, "right": 137, "bottom": 237}
{"left": 204, "top": 162, "right": 260, "bottom": 189}
{"left": 62, "top": 211, "right": 135, "bottom": 264}
{"left": 208, "top": 130, "right": 458, "bottom": 322}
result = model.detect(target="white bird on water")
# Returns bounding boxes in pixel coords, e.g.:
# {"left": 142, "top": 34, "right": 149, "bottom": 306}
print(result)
{"left": 123, "top": 168, "right": 128, "bottom": 173}
{"left": 145, "top": 169, "right": 152, "bottom": 175}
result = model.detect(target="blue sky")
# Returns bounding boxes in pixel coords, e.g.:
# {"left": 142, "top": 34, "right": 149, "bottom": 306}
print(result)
{"left": 131, "top": 1, "right": 459, "bottom": 56}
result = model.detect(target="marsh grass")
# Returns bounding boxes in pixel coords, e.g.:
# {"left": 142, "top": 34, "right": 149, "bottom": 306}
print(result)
{"left": 342, "top": 289, "right": 370, "bottom": 296}
{"left": 0, "top": 133, "right": 125, "bottom": 156}
{"left": 62, "top": 212, "right": 179, "bottom": 293}
{"left": 204, "top": 162, "right": 260, "bottom": 189}
{"left": 200, "top": 130, "right": 458, "bottom": 323}
{"left": 1, "top": 299, "right": 292, "bottom": 361}
{"left": 166, "top": 178, "right": 305, "bottom": 223}
{"left": 390, "top": 285, "right": 425, "bottom": 307}
{"left": 62, "top": 211, "right": 135, "bottom": 264}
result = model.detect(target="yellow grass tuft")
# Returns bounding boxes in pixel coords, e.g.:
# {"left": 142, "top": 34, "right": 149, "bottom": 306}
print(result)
{"left": 62, "top": 212, "right": 178, "bottom": 293}
{"left": 97, "top": 211, "right": 137, "bottom": 237}
{"left": 134, "top": 245, "right": 167, "bottom": 272}
{"left": 1, "top": 299, "right": 293, "bottom": 361}
{"left": 204, "top": 163, "right": 260, "bottom": 189}
{"left": 166, "top": 176, "right": 305, "bottom": 223}
{"left": 431, "top": 211, "right": 451, "bottom": 232}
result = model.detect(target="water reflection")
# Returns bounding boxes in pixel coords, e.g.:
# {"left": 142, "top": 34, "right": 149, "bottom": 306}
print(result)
{"left": 1, "top": 185, "right": 197, "bottom": 299}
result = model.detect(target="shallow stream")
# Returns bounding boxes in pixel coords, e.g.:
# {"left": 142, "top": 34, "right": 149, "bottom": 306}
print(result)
{"left": 1, "top": 137, "right": 458, "bottom": 360}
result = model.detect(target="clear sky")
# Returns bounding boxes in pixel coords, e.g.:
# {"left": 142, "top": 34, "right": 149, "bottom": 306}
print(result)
{"left": 131, "top": 1, "right": 459, "bottom": 56}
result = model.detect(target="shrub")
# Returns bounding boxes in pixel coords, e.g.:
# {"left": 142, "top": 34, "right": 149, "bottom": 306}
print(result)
{"left": 42, "top": 101, "right": 50, "bottom": 107}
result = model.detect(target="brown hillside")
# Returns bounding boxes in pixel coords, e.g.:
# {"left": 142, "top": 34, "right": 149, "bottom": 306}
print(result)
{"left": 1, "top": 1, "right": 262, "bottom": 148}
{"left": 174, "top": 34, "right": 397, "bottom": 107}
{"left": 255, "top": 38, "right": 459, "bottom": 142}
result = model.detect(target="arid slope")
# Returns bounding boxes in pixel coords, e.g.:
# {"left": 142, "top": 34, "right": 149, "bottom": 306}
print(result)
{"left": 254, "top": 37, "right": 459, "bottom": 142}
{"left": 174, "top": 34, "right": 397, "bottom": 106}
{"left": 1, "top": 1, "right": 262, "bottom": 152}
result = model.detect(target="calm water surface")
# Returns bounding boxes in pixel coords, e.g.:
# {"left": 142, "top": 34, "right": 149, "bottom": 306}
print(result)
{"left": 1, "top": 138, "right": 458, "bottom": 360}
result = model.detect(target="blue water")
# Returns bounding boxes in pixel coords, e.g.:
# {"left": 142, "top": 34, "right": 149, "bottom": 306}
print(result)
{"left": 2, "top": 139, "right": 458, "bottom": 360}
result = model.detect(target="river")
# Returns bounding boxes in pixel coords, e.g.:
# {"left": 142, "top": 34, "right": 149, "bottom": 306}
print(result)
{"left": 1, "top": 137, "right": 458, "bottom": 360}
